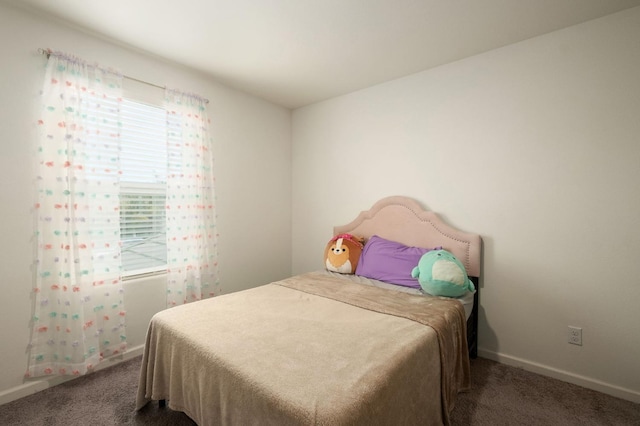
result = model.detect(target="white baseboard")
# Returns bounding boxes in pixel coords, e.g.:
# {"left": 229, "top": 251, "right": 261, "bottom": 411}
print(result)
{"left": 478, "top": 348, "right": 640, "bottom": 404}
{"left": 0, "top": 344, "right": 145, "bottom": 406}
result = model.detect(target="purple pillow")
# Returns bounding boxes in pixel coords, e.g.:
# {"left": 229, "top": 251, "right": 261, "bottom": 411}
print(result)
{"left": 355, "top": 235, "right": 440, "bottom": 289}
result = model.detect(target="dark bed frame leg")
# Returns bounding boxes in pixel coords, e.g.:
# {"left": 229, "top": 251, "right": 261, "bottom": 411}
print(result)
{"left": 467, "top": 277, "right": 479, "bottom": 359}
{"left": 159, "top": 399, "right": 166, "bottom": 408}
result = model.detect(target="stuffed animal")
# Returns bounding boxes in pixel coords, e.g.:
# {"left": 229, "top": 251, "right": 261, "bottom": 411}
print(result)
{"left": 324, "top": 234, "right": 364, "bottom": 274}
{"left": 411, "top": 249, "right": 475, "bottom": 297}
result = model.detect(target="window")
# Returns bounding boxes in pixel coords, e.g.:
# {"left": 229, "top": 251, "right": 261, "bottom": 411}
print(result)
{"left": 119, "top": 99, "right": 169, "bottom": 277}
{"left": 32, "top": 52, "right": 219, "bottom": 380}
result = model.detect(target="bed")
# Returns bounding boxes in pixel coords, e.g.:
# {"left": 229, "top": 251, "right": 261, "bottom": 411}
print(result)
{"left": 136, "top": 195, "right": 482, "bottom": 425}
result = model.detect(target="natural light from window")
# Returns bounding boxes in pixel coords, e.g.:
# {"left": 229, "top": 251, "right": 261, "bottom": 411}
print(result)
{"left": 119, "top": 99, "right": 168, "bottom": 277}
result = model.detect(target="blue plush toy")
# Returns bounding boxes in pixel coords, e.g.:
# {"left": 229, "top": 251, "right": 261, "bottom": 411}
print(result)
{"left": 411, "top": 249, "right": 475, "bottom": 297}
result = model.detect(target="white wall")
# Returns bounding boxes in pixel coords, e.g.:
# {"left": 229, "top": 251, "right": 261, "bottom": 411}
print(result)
{"left": 0, "top": 2, "right": 292, "bottom": 402}
{"left": 292, "top": 7, "right": 640, "bottom": 402}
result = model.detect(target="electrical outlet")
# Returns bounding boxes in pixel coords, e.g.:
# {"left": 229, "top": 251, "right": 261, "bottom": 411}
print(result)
{"left": 568, "top": 326, "right": 582, "bottom": 346}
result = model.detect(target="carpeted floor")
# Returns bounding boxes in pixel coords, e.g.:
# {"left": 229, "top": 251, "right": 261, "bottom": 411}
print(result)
{"left": 451, "top": 358, "right": 640, "bottom": 425}
{"left": 0, "top": 356, "right": 638, "bottom": 425}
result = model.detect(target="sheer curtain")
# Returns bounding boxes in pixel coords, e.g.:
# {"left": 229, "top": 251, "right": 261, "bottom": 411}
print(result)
{"left": 165, "top": 90, "right": 220, "bottom": 306}
{"left": 28, "top": 52, "right": 126, "bottom": 377}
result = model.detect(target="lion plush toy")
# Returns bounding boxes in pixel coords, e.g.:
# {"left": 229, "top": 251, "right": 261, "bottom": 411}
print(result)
{"left": 324, "top": 234, "right": 364, "bottom": 274}
{"left": 411, "top": 249, "right": 475, "bottom": 297}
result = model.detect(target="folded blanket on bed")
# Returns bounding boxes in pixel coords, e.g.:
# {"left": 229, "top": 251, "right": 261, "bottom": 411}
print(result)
{"left": 136, "top": 272, "right": 470, "bottom": 425}
{"left": 276, "top": 272, "right": 471, "bottom": 424}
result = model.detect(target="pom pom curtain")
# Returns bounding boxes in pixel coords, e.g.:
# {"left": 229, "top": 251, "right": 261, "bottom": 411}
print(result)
{"left": 29, "top": 51, "right": 219, "bottom": 378}
{"left": 165, "top": 91, "right": 220, "bottom": 307}
{"left": 29, "top": 52, "right": 126, "bottom": 377}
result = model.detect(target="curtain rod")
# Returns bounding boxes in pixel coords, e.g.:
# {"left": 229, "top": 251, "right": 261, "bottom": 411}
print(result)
{"left": 37, "top": 48, "right": 209, "bottom": 104}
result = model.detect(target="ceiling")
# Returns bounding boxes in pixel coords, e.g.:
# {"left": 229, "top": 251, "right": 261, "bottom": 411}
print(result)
{"left": 10, "top": 0, "right": 640, "bottom": 109}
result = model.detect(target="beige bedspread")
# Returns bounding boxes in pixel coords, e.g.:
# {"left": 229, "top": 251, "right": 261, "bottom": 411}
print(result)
{"left": 136, "top": 272, "right": 470, "bottom": 425}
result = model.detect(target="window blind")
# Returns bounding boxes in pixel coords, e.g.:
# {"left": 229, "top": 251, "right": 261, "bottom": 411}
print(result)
{"left": 119, "top": 99, "right": 168, "bottom": 275}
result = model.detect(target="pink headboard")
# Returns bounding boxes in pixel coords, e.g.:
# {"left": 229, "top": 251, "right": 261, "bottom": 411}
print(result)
{"left": 334, "top": 196, "right": 482, "bottom": 277}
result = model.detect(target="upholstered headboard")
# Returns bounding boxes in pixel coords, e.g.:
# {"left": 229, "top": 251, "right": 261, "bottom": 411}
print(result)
{"left": 334, "top": 196, "right": 482, "bottom": 278}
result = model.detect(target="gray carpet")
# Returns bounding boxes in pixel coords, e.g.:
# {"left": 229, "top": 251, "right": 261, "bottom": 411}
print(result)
{"left": 451, "top": 358, "right": 640, "bottom": 425}
{"left": 0, "top": 356, "right": 638, "bottom": 425}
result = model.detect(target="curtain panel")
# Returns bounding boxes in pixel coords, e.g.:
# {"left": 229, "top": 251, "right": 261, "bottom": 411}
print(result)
{"left": 28, "top": 52, "right": 126, "bottom": 377}
{"left": 165, "top": 90, "right": 220, "bottom": 307}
